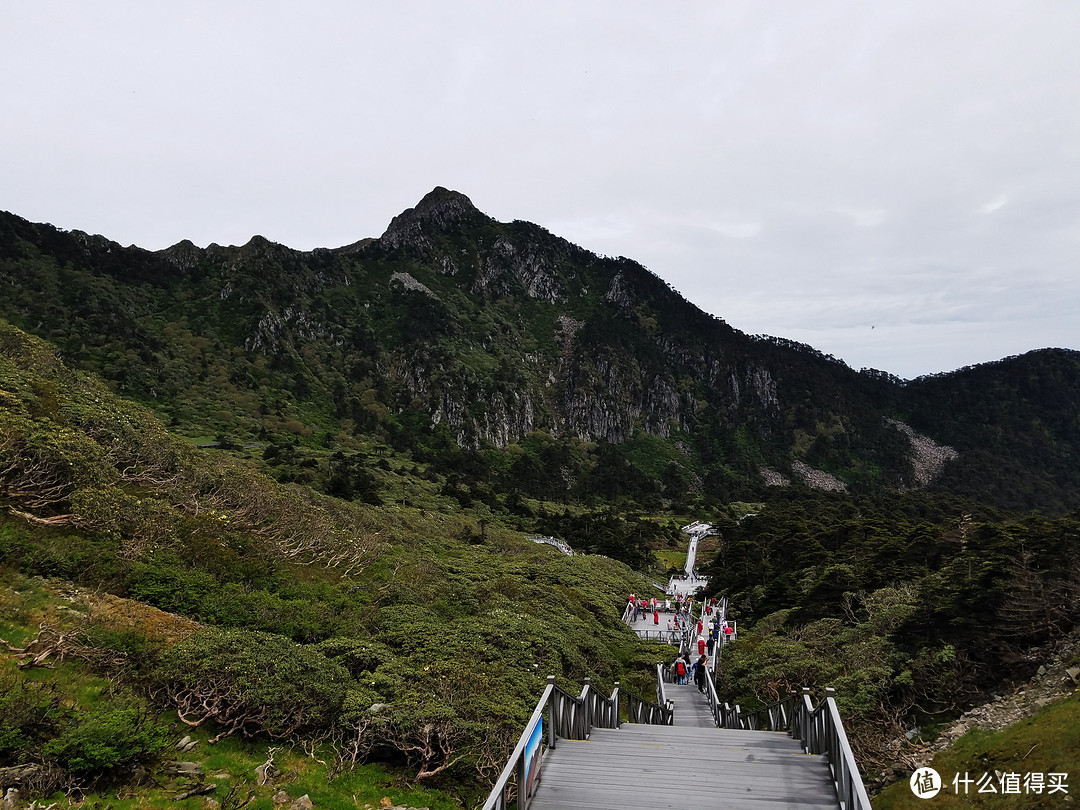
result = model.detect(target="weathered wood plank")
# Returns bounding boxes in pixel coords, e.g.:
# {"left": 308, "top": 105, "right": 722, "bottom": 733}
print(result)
{"left": 663, "top": 683, "right": 720, "bottom": 728}
{"left": 528, "top": 726, "right": 841, "bottom": 810}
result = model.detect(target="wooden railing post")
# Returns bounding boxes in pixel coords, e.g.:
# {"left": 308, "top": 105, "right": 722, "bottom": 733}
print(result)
{"left": 546, "top": 675, "right": 556, "bottom": 750}
{"left": 612, "top": 681, "right": 620, "bottom": 728}
{"left": 579, "top": 677, "right": 590, "bottom": 738}
{"left": 801, "top": 687, "right": 813, "bottom": 753}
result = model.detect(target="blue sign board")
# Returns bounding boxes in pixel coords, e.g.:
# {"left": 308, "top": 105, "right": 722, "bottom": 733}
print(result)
{"left": 524, "top": 717, "right": 543, "bottom": 798}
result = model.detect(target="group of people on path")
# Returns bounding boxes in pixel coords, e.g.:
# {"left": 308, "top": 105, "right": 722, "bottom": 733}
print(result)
{"left": 671, "top": 651, "right": 710, "bottom": 693}
{"left": 671, "top": 604, "right": 738, "bottom": 695}
{"left": 628, "top": 592, "right": 696, "bottom": 626}
{"left": 628, "top": 592, "right": 699, "bottom": 636}
{"left": 626, "top": 592, "right": 738, "bottom": 697}
{"left": 700, "top": 615, "right": 735, "bottom": 656}
{"left": 628, "top": 593, "right": 663, "bottom": 625}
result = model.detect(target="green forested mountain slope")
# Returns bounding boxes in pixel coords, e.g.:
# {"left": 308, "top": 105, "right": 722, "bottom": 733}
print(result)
{"left": 902, "top": 349, "right": 1080, "bottom": 511}
{"left": 7, "top": 188, "right": 1077, "bottom": 514}
{"left": 0, "top": 319, "right": 660, "bottom": 804}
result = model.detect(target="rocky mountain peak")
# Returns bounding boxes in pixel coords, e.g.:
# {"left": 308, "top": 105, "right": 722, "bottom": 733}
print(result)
{"left": 157, "top": 239, "right": 202, "bottom": 272}
{"left": 377, "top": 186, "right": 490, "bottom": 252}
{"left": 226, "top": 234, "right": 298, "bottom": 268}
{"left": 414, "top": 186, "right": 481, "bottom": 218}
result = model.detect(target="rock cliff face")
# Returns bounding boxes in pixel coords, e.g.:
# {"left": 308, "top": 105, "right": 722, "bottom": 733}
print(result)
{"left": 244, "top": 305, "right": 330, "bottom": 353}
{"left": 475, "top": 235, "right": 569, "bottom": 303}
{"left": 380, "top": 197, "right": 789, "bottom": 453}
{"left": 160, "top": 239, "right": 202, "bottom": 273}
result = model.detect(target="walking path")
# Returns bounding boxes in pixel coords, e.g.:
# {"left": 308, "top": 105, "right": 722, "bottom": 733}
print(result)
{"left": 664, "top": 678, "right": 718, "bottom": 728}
{"left": 529, "top": 724, "right": 838, "bottom": 810}
{"left": 526, "top": 596, "right": 842, "bottom": 809}
{"left": 491, "top": 523, "right": 858, "bottom": 810}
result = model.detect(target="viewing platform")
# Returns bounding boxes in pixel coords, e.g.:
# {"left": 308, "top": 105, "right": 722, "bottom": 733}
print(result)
{"left": 625, "top": 604, "right": 683, "bottom": 645}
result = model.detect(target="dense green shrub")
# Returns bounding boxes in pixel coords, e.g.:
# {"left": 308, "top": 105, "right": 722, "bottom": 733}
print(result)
{"left": 126, "top": 555, "right": 218, "bottom": 615}
{"left": 0, "top": 521, "right": 123, "bottom": 586}
{"left": 0, "top": 669, "right": 65, "bottom": 764}
{"left": 40, "top": 705, "right": 169, "bottom": 776}
{"left": 153, "top": 628, "right": 352, "bottom": 740}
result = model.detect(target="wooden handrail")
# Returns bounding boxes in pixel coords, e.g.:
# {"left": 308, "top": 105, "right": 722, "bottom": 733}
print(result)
{"left": 655, "top": 662, "right": 670, "bottom": 706}
{"left": 809, "top": 689, "right": 872, "bottom": 810}
{"left": 482, "top": 674, "right": 672, "bottom": 810}
{"left": 716, "top": 687, "right": 870, "bottom": 810}
{"left": 481, "top": 679, "right": 555, "bottom": 810}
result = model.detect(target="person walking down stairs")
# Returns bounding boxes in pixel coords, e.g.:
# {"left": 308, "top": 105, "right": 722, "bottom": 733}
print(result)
{"left": 694, "top": 655, "right": 708, "bottom": 693}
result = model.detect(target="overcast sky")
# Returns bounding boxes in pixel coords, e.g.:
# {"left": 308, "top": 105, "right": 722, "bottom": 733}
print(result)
{"left": 3, "top": 2, "right": 1077, "bottom": 379}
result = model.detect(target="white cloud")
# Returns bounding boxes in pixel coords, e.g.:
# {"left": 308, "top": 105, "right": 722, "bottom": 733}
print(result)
{"left": 836, "top": 208, "right": 888, "bottom": 228}
{"left": 709, "top": 221, "right": 763, "bottom": 239}
{"left": 977, "top": 194, "right": 1009, "bottom": 214}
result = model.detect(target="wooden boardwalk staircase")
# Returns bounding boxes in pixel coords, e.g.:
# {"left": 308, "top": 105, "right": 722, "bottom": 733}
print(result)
{"left": 529, "top": 724, "right": 839, "bottom": 809}
{"left": 482, "top": 593, "right": 871, "bottom": 810}
{"left": 482, "top": 670, "right": 870, "bottom": 810}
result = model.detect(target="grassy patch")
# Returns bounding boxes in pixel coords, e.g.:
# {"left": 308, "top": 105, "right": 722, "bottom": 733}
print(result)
{"left": 874, "top": 690, "right": 1080, "bottom": 809}
{"left": 655, "top": 550, "right": 687, "bottom": 571}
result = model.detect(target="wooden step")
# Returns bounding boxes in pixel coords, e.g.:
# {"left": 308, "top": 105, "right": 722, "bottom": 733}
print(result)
{"left": 528, "top": 726, "right": 840, "bottom": 810}
{"left": 662, "top": 684, "right": 724, "bottom": 728}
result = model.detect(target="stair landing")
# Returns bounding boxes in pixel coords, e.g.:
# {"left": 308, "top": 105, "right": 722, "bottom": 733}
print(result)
{"left": 527, "top": 724, "right": 839, "bottom": 810}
